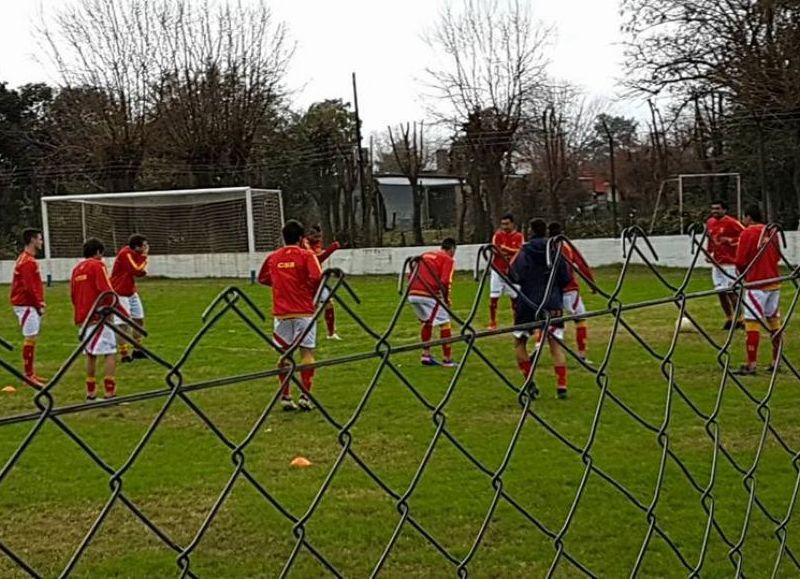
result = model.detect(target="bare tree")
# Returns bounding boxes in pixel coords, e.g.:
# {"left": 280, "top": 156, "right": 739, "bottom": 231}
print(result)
{"left": 425, "top": 0, "right": 551, "bottom": 239}
{"left": 388, "top": 122, "right": 427, "bottom": 245}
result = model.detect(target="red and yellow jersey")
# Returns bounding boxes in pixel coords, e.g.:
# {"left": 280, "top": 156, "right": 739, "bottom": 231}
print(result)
{"left": 561, "top": 243, "right": 594, "bottom": 293}
{"left": 491, "top": 230, "right": 524, "bottom": 274}
{"left": 70, "top": 258, "right": 114, "bottom": 325}
{"left": 707, "top": 215, "right": 744, "bottom": 265}
{"left": 258, "top": 245, "right": 323, "bottom": 318}
{"left": 110, "top": 246, "right": 148, "bottom": 297}
{"left": 736, "top": 224, "right": 781, "bottom": 289}
{"left": 409, "top": 250, "right": 455, "bottom": 302}
{"left": 303, "top": 238, "right": 340, "bottom": 264}
{"left": 10, "top": 252, "right": 44, "bottom": 309}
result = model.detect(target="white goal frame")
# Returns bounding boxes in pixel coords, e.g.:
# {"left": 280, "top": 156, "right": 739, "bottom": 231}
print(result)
{"left": 41, "top": 187, "right": 284, "bottom": 284}
{"left": 678, "top": 173, "right": 742, "bottom": 234}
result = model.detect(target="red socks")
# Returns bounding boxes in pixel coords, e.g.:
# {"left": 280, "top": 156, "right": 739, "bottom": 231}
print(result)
{"left": 576, "top": 325, "right": 588, "bottom": 356}
{"left": 86, "top": 378, "right": 97, "bottom": 398}
{"left": 104, "top": 376, "right": 116, "bottom": 398}
{"left": 518, "top": 359, "right": 532, "bottom": 378}
{"left": 301, "top": 369, "right": 314, "bottom": 393}
{"left": 325, "top": 307, "right": 336, "bottom": 337}
{"left": 555, "top": 366, "right": 567, "bottom": 390}
{"left": 23, "top": 339, "right": 35, "bottom": 376}
{"left": 421, "top": 323, "right": 433, "bottom": 343}
{"left": 746, "top": 330, "right": 759, "bottom": 367}
{"left": 489, "top": 298, "right": 499, "bottom": 325}
{"left": 441, "top": 327, "right": 453, "bottom": 360}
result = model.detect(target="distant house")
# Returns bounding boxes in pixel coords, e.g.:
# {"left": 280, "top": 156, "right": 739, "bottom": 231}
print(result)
{"left": 374, "top": 174, "right": 463, "bottom": 231}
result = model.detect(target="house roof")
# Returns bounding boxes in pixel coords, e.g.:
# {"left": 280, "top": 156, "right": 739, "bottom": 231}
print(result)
{"left": 375, "top": 174, "right": 462, "bottom": 187}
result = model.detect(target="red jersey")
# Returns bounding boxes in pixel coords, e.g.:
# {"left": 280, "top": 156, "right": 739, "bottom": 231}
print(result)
{"left": 303, "top": 238, "right": 341, "bottom": 264}
{"left": 706, "top": 215, "right": 744, "bottom": 265}
{"left": 409, "top": 250, "right": 455, "bottom": 302}
{"left": 110, "top": 246, "right": 148, "bottom": 297}
{"left": 10, "top": 252, "right": 44, "bottom": 309}
{"left": 491, "top": 230, "right": 524, "bottom": 274}
{"left": 70, "top": 258, "right": 114, "bottom": 325}
{"left": 258, "top": 245, "right": 323, "bottom": 318}
{"left": 561, "top": 244, "right": 595, "bottom": 293}
{"left": 735, "top": 224, "right": 781, "bottom": 290}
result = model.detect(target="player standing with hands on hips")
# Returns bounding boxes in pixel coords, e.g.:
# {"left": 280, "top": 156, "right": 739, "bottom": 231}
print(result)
{"left": 488, "top": 214, "right": 524, "bottom": 330}
{"left": 10, "top": 228, "right": 46, "bottom": 385}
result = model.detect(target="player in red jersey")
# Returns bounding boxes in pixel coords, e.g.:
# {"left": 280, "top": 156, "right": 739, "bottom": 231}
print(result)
{"left": 9, "top": 228, "right": 46, "bottom": 384}
{"left": 70, "top": 238, "right": 118, "bottom": 400}
{"left": 706, "top": 200, "right": 745, "bottom": 329}
{"left": 733, "top": 205, "right": 782, "bottom": 376}
{"left": 408, "top": 238, "right": 457, "bottom": 367}
{"left": 259, "top": 220, "right": 323, "bottom": 411}
{"left": 111, "top": 234, "right": 149, "bottom": 363}
{"left": 488, "top": 214, "right": 524, "bottom": 330}
{"left": 304, "top": 224, "right": 342, "bottom": 340}
{"left": 549, "top": 222, "right": 595, "bottom": 362}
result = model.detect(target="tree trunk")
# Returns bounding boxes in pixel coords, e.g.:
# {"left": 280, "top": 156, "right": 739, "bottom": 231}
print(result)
{"left": 411, "top": 180, "right": 424, "bottom": 245}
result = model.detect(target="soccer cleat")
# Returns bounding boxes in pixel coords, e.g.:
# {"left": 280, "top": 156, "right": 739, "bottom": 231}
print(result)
{"left": 441, "top": 359, "right": 458, "bottom": 368}
{"left": 132, "top": 349, "right": 148, "bottom": 360}
{"left": 722, "top": 320, "right": 733, "bottom": 330}
{"left": 121, "top": 355, "right": 134, "bottom": 364}
{"left": 327, "top": 333, "right": 343, "bottom": 341}
{"left": 733, "top": 365, "right": 756, "bottom": 376}
{"left": 767, "top": 363, "right": 781, "bottom": 374}
{"left": 298, "top": 395, "right": 315, "bottom": 411}
{"left": 487, "top": 322, "right": 498, "bottom": 331}
{"left": 281, "top": 397, "right": 298, "bottom": 411}
{"left": 735, "top": 321, "right": 745, "bottom": 330}
{"left": 24, "top": 374, "right": 46, "bottom": 387}
{"left": 103, "top": 392, "right": 117, "bottom": 400}
{"left": 421, "top": 355, "right": 439, "bottom": 366}
{"left": 557, "top": 388, "right": 568, "bottom": 400}
{"left": 86, "top": 393, "right": 97, "bottom": 401}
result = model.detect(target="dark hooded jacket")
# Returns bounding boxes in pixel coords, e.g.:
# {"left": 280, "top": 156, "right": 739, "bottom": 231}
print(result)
{"left": 510, "top": 236, "right": 571, "bottom": 323}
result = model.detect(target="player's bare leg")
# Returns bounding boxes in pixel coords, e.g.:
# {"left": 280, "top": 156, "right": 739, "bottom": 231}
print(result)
{"left": 575, "top": 320, "right": 589, "bottom": 362}
{"left": 103, "top": 354, "right": 117, "bottom": 399}
{"left": 298, "top": 347, "right": 315, "bottom": 410}
{"left": 515, "top": 337, "right": 532, "bottom": 379}
{"left": 548, "top": 330, "right": 568, "bottom": 399}
{"left": 718, "top": 292, "right": 735, "bottom": 329}
{"left": 488, "top": 297, "right": 499, "bottom": 330}
{"left": 131, "top": 317, "right": 147, "bottom": 359}
{"left": 278, "top": 358, "right": 297, "bottom": 411}
{"left": 119, "top": 323, "right": 135, "bottom": 363}
{"left": 324, "top": 304, "right": 341, "bottom": 340}
{"left": 736, "top": 320, "right": 761, "bottom": 375}
{"left": 768, "top": 316, "right": 782, "bottom": 372}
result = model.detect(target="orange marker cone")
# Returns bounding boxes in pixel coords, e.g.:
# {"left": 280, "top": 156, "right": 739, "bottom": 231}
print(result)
{"left": 2, "top": 386, "right": 17, "bottom": 394}
{"left": 290, "top": 456, "right": 312, "bottom": 468}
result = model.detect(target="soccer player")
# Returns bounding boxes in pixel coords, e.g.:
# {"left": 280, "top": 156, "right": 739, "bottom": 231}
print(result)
{"left": 511, "top": 219, "right": 571, "bottom": 398}
{"left": 548, "top": 222, "right": 595, "bottom": 362}
{"left": 71, "top": 238, "right": 117, "bottom": 400}
{"left": 111, "top": 234, "right": 149, "bottom": 363}
{"left": 488, "top": 213, "right": 524, "bottom": 330}
{"left": 304, "top": 224, "right": 342, "bottom": 340}
{"left": 258, "top": 220, "right": 322, "bottom": 411}
{"left": 706, "top": 200, "right": 745, "bottom": 329}
{"left": 408, "top": 238, "right": 458, "bottom": 367}
{"left": 733, "top": 205, "right": 782, "bottom": 376}
{"left": 10, "top": 228, "right": 45, "bottom": 384}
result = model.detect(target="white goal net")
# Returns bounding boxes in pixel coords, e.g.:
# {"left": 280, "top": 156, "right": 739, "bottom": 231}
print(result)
{"left": 41, "top": 187, "right": 284, "bottom": 281}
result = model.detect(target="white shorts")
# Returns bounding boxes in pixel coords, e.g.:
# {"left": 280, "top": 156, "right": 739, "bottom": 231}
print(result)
{"left": 513, "top": 326, "right": 565, "bottom": 342}
{"left": 14, "top": 306, "right": 42, "bottom": 338}
{"left": 490, "top": 270, "right": 519, "bottom": 299}
{"left": 273, "top": 317, "right": 316, "bottom": 350}
{"left": 318, "top": 286, "right": 331, "bottom": 305}
{"left": 408, "top": 295, "right": 450, "bottom": 327}
{"left": 116, "top": 293, "right": 144, "bottom": 324}
{"left": 743, "top": 289, "right": 780, "bottom": 321}
{"left": 712, "top": 265, "right": 737, "bottom": 291}
{"left": 83, "top": 324, "right": 117, "bottom": 356}
{"left": 562, "top": 291, "right": 586, "bottom": 317}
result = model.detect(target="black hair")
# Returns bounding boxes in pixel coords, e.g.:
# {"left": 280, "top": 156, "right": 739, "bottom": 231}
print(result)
{"left": 711, "top": 200, "right": 728, "bottom": 210}
{"left": 441, "top": 237, "right": 457, "bottom": 251}
{"left": 310, "top": 224, "right": 322, "bottom": 234}
{"left": 548, "top": 222, "right": 563, "bottom": 237}
{"left": 744, "top": 204, "right": 763, "bottom": 223}
{"left": 82, "top": 237, "right": 105, "bottom": 258}
{"left": 529, "top": 218, "right": 547, "bottom": 238}
{"left": 500, "top": 213, "right": 514, "bottom": 223}
{"left": 282, "top": 220, "right": 305, "bottom": 245}
{"left": 128, "top": 234, "right": 147, "bottom": 250}
{"left": 22, "top": 228, "right": 42, "bottom": 245}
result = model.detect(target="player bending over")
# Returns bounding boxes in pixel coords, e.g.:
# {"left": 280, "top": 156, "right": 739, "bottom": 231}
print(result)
{"left": 548, "top": 222, "right": 595, "bottom": 363}
{"left": 71, "top": 238, "right": 118, "bottom": 400}
{"left": 259, "top": 220, "right": 322, "bottom": 411}
{"left": 733, "top": 205, "right": 782, "bottom": 376}
{"left": 10, "top": 228, "right": 46, "bottom": 385}
{"left": 488, "top": 213, "right": 524, "bottom": 330}
{"left": 511, "top": 219, "right": 571, "bottom": 399}
{"left": 111, "top": 234, "right": 149, "bottom": 363}
{"left": 408, "top": 238, "right": 458, "bottom": 367}
{"left": 706, "top": 200, "right": 745, "bottom": 329}
{"left": 304, "top": 224, "right": 342, "bottom": 340}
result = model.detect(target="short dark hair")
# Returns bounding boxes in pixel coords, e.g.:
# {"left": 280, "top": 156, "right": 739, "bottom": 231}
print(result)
{"left": 282, "top": 220, "right": 305, "bottom": 245}
{"left": 83, "top": 237, "right": 105, "bottom": 258}
{"left": 22, "top": 228, "right": 42, "bottom": 245}
{"left": 128, "top": 234, "right": 147, "bottom": 250}
{"left": 529, "top": 218, "right": 547, "bottom": 238}
{"left": 500, "top": 213, "right": 515, "bottom": 223}
{"left": 711, "top": 200, "right": 728, "bottom": 210}
{"left": 548, "top": 222, "right": 563, "bottom": 237}
{"left": 441, "top": 237, "right": 457, "bottom": 251}
{"left": 744, "top": 204, "right": 763, "bottom": 223}
{"left": 310, "top": 224, "right": 322, "bottom": 234}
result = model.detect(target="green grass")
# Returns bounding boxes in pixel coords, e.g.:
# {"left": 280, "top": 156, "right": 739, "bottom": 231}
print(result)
{"left": 1, "top": 266, "right": 800, "bottom": 577}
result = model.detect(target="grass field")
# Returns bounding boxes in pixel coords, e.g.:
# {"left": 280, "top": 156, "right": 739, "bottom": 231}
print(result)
{"left": 1, "top": 266, "right": 800, "bottom": 578}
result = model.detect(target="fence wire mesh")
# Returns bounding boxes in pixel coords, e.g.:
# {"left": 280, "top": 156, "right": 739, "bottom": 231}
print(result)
{"left": 1, "top": 223, "right": 800, "bottom": 577}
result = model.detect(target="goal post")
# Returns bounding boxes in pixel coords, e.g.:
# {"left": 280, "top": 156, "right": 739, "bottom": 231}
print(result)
{"left": 41, "top": 187, "right": 284, "bottom": 284}
{"left": 677, "top": 173, "right": 742, "bottom": 234}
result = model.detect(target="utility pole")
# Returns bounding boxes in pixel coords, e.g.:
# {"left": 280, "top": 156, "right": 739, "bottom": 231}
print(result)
{"left": 602, "top": 117, "right": 620, "bottom": 236}
{"left": 352, "top": 72, "right": 369, "bottom": 244}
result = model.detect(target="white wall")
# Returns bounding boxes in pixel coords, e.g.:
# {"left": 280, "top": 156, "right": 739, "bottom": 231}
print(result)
{"left": 2, "top": 233, "right": 798, "bottom": 284}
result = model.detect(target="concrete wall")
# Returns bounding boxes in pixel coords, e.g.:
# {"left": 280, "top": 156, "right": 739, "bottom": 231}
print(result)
{"left": 3, "top": 233, "right": 798, "bottom": 283}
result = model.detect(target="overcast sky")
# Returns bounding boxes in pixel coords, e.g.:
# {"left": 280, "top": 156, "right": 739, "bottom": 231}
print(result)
{"left": 0, "top": 0, "right": 638, "bottom": 136}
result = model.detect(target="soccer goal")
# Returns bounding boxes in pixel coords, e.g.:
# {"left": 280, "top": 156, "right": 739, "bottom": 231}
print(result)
{"left": 41, "top": 187, "right": 284, "bottom": 283}
{"left": 649, "top": 173, "right": 742, "bottom": 234}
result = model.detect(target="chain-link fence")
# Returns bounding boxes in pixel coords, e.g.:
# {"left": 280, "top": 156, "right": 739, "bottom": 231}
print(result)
{"left": 1, "top": 224, "right": 799, "bottom": 577}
